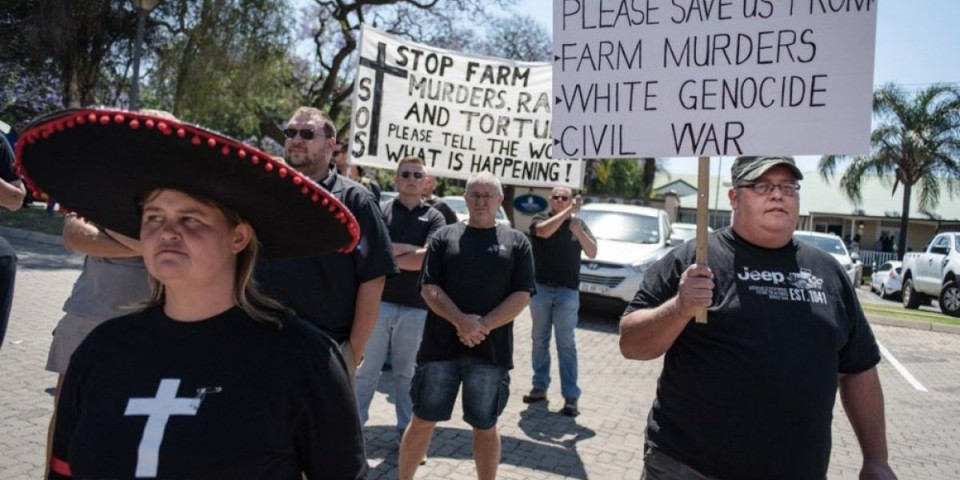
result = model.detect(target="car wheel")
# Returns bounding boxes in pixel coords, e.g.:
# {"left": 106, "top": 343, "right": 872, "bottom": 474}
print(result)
{"left": 939, "top": 281, "right": 960, "bottom": 318}
{"left": 879, "top": 282, "right": 889, "bottom": 300}
{"left": 902, "top": 278, "right": 922, "bottom": 309}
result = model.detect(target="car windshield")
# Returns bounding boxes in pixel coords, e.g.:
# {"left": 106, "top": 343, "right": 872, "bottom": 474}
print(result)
{"left": 794, "top": 234, "right": 848, "bottom": 256}
{"left": 579, "top": 210, "right": 660, "bottom": 244}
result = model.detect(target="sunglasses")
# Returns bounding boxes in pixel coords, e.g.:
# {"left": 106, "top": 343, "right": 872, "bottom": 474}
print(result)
{"left": 399, "top": 171, "right": 424, "bottom": 179}
{"left": 282, "top": 128, "right": 318, "bottom": 140}
{"left": 551, "top": 195, "right": 570, "bottom": 201}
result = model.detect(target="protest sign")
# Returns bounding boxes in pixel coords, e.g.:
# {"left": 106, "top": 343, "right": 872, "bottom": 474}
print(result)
{"left": 350, "top": 25, "right": 583, "bottom": 188}
{"left": 552, "top": 0, "right": 878, "bottom": 158}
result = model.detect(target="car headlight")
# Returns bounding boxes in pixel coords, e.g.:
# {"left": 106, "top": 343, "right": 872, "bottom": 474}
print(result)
{"left": 628, "top": 258, "right": 658, "bottom": 274}
{"left": 843, "top": 263, "right": 855, "bottom": 272}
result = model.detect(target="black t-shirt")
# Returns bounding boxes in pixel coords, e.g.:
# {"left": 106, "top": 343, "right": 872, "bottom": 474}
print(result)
{"left": 418, "top": 223, "right": 535, "bottom": 369}
{"left": 380, "top": 199, "right": 445, "bottom": 309}
{"left": 1, "top": 134, "right": 19, "bottom": 183}
{"left": 529, "top": 212, "right": 594, "bottom": 288}
{"left": 624, "top": 227, "right": 880, "bottom": 480}
{"left": 255, "top": 171, "right": 398, "bottom": 342}
{"left": 424, "top": 197, "right": 459, "bottom": 225}
{"left": 50, "top": 306, "right": 366, "bottom": 480}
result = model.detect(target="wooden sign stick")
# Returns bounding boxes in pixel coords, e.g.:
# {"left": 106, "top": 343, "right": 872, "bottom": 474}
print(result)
{"left": 695, "top": 155, "right": 710, "bottom": 324}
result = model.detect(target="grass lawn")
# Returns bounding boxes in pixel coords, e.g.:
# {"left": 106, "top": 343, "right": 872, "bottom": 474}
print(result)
{"left": 0, "top": 203, "right": 66, "bottom": 236}
{"left": 860, "top": 300, "right": 960, "bottom": 327}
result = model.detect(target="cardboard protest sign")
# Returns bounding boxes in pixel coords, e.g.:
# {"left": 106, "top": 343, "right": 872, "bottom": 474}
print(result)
{"left": 350, "top": 25, "right": 583, "bottom": 188}
{"left": 552, "top": 0, "right": 878, "bottom": 158}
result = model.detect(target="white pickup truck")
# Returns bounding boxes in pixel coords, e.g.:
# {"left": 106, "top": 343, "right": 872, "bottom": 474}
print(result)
{"left": 900, "top": 232, "right": 960, "bottom": 317}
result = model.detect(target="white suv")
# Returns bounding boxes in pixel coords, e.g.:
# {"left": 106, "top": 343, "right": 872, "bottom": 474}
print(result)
{"left": 577, "top": 204, "right": 674, "bottom": 304}
{"left": 793, "top": 231, "right": 862, "bottom": 286}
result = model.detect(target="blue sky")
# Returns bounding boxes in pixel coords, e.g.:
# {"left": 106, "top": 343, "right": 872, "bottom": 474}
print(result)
{"left": 517, "top": 0, "right": 960, "bottom": 176}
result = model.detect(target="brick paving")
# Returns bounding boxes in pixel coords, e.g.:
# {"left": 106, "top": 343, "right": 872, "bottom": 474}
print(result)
{"left": 1, "top": 229, "right": 958, "bottom": 479}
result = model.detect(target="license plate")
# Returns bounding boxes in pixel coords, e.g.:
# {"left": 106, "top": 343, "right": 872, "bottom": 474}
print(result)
{"left": 579, "top": 282, "right": 610, "bottom": 294}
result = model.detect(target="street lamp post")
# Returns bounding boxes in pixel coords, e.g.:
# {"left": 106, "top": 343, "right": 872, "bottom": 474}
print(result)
{"left": 129, "top": 0, "right": 161, "bottom": 111}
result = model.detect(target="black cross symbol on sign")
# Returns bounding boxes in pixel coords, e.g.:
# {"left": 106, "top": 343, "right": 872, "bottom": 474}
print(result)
{"left": 359, "top": 42, "right": 408, "bottom": 156}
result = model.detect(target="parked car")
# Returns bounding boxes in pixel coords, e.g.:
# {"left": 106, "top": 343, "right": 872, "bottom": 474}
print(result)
{"left": 441, "top": 195, "right": 511, "bottom": 227}
{"left": 870, "top": 260, "right": 903, "bottom": 300}
{"left": 793, "top": 231, "right": 863, "bottom": 286}
{"left": 670, "top": 222, "right": 712, "bottom": 244}
{"left": 900, "top": 232, "right": 960, "bottom": 316}
{"left": 577, "top": 203, "right": 673, "bottom": 305}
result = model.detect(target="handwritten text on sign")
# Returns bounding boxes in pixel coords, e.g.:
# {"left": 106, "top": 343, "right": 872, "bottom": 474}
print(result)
{"left": 351, "top": 25, "right": 583, "bottom": 188}
{"left": 551, "top": 0, "right": 878, "bottom": 158}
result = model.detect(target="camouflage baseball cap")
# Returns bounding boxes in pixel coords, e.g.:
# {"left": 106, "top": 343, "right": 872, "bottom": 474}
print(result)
{"left": 731, "top": 156, "right": 803, "bottom": 183}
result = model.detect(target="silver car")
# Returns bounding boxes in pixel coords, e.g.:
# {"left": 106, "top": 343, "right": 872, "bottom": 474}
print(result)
{"left": 793, "top": 231, "right": 863, "bottom": 286}
{"left": 870, "top": 260, "right": 903, "bottom": 299}
{"left": 577, "top": 204, "right": 673, "bottom": 304}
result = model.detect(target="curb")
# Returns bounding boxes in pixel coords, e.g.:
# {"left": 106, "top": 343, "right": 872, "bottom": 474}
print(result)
{"left": 0, "top": 225, "right": 62, "bottom": 246}
{"left": 867, "top": 314, "right": 960, "bottom": 336}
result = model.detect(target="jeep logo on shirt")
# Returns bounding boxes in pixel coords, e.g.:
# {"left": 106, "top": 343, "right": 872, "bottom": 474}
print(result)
{"left": 737, "top": 267, "right": 786, "bottom": 285}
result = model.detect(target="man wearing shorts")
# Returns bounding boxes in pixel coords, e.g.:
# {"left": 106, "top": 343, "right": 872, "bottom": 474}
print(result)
{"left": 397, "top": 172, "right": 535, "bottom": 480}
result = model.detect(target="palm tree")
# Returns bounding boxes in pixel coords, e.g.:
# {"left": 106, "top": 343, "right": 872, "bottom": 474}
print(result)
{"left": 819, "top": 82, "right": 960, "bottom": 259}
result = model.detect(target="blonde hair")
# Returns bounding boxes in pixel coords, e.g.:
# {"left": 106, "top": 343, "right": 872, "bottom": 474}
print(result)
{"left": 397, "top": 155, "right": 425, "bottom": 169}
{"left": 141, "top": 190, "right": 291, "bottom": 326}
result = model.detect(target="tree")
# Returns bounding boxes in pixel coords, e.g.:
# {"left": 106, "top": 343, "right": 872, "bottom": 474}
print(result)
{"left": 475, "top": 16, "right": 551, "bottom": 62}
{"left": 146, "top": 0, "right": 300, "bottom": 142}
{"left": 1, "top": 0, "right": 136, "bottom": 108}
{"left": 0, "top": 61, "right": 62, "bottom": 123}
{"left": 296, "top": 0, "right": 518, "bottom": 143}
{"left": 819, "top": 83, "right": 960, "bottom": 258}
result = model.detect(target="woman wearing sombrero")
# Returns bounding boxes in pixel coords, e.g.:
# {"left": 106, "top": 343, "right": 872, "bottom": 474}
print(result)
{"left": 18, "top": 109, "right": 366, "bottom": 479}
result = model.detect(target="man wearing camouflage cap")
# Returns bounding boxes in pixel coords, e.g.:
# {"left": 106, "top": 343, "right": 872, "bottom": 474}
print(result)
{"left": 619, "top": 156, "right": 897, "bottom": 480}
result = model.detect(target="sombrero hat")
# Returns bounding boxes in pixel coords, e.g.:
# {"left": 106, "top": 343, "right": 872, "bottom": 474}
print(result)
{"left": 15, "top": 108, "right": 359, "bottom": 258}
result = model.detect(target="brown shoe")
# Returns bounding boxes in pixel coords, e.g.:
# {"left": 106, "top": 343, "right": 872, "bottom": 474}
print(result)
{"left": 522, "top": 389, "right": 547, "bottom": 404}
{"left": 561, "top": 398, "right": 580, "bottom": 417}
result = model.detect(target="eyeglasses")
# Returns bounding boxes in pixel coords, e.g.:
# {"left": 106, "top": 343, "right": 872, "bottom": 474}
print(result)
{"left": 468, "top": 193, "right": 497, "bottom": 202}
{"left": 551, "top": 195, "right": 570, "bottom": 201}
{"left": 736, "top": 182, "right": 801, "bottom": 196}
{"left": 398, "top": 171, "right": 424, "bottom": 179}
{"left": 282, "top": 128, "right": 318, "bottom": 140}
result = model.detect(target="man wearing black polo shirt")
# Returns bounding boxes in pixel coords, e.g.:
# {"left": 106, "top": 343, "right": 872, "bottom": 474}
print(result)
{"left": 354, "top": 155, "right": 445, "bottom": 436}
{"left": 0, "top": 133, "right": 26, "bottom": 350}
{"left": 522, "top": 187, "right": 596, "bottom": 417}
{"left": 255, "top": 107, "right": 398, "bottom": 378}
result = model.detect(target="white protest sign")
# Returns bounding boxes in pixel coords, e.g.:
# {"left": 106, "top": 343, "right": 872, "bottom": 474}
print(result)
{"left": 552, "top": 0, "right": 878, "bottom": 158}
{"left": 350, "top": 25, "right": 583, "bottom": 188}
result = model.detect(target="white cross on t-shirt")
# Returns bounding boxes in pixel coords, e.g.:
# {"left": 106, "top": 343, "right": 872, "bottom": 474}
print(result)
{"left": 124, "top": 378, "right": 200, "bottom": 478}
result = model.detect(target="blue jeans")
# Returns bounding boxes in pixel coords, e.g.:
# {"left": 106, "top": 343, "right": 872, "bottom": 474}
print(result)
{"left": 354, "top": 302, "right": 427, "bottom": 432}
{"left": 410, "top": 357, "right": 510, "bottom": 430}
{"left": 529, "top": 283, "right": 581, "bottom": 399}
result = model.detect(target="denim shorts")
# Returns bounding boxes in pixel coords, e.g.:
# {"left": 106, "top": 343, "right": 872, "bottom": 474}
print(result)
{"left": 410, "top": 357, "right": 510, "bottom": 430}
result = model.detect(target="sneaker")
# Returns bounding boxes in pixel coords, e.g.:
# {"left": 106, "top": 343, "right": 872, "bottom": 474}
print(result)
{"left": 522, "top": 389, "right": 547, "bottom": 404}
{"left": 561, "top": 397, "right": 580, "bottom": 417}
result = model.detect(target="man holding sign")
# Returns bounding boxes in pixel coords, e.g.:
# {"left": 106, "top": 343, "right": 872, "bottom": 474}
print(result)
{"left": 619, "top": 157, "right": 896, "bottom": 480}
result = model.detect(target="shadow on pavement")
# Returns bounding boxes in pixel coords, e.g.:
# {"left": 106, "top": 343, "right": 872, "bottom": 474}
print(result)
{"left": 365, "top": 420, "right": 595, "bottom": 480}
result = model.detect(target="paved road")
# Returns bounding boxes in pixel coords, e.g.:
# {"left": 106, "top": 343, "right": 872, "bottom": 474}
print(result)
{"left": 1, "top": 233, "right": 958, "bottom": 479}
